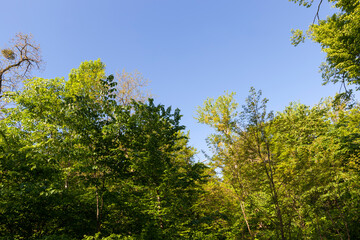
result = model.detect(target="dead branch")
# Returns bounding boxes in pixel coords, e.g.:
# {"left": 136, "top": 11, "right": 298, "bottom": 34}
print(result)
{"left": 0, "top": 33, "right": 42, "bottom": 97}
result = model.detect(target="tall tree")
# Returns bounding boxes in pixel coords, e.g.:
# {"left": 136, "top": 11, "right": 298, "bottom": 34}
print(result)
{"left": 196, "top": 89, "right": 288, "bottom": 239}
{"left": 0, "top": 60, "right": 207, "bottom": 239}
{"left": 197, "top": 88, "right": 360, "bottom": 239}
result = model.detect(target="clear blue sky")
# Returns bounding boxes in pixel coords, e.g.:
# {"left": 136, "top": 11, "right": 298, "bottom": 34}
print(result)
{"left": 1, "top": 1, "right": 340, "bottom": 160}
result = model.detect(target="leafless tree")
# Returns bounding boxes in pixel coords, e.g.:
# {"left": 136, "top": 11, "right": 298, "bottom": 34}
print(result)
{"left": 0, "top": 33, "right": 42, "bottom": 98}
{"left": 115, "top": 69, "right": 152, "bottom": 105}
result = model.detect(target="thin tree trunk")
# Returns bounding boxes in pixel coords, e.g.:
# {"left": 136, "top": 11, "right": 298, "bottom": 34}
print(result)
{"left": 96, "top": 185, "right": 100, "bottom": 232}
{"left": 266, "top": 140, "right": 286, "bottom": 240}
{"left": 335, "top": 199, "right": 350, "bottom": 240}
{"left": 272, "top": 185, "right": 286, "bottom": 240}
{"left": 325, "top": 208, "right": 343, "bottom": 240}
{"left": 254, "top": 127, "right": 286, "bottom": 240}
{"left": 156, "top": 189, "right": 163, "bottom": 229}
{"left": 232, "top": 169, "right": 253, "bottom": 239}
{"left": 239, "top": 200, "right": 253, "bottom": 238}
{"left": 315, "top": 214, "right": 324, "bottom": 240}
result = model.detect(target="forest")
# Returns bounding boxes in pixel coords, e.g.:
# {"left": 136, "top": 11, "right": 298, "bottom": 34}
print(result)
{"left": 1, "top": 0, "right": 360, "bottom": 239}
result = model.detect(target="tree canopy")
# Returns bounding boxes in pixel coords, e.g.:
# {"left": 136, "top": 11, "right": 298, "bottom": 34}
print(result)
{"left": 2, "top": 1, "right": 360, "bottom": 238}
{"left": 290, "top": 0, "right": 360, "bottom": 95}
{"left": 0, "top": 60, "right": 207, "bottom": 239}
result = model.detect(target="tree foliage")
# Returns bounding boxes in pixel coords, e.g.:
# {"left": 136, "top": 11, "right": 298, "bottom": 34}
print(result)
{"left": 290, "top": 0, "right": 360, "bottom": 95}
{"left": 0, "top": 60, "right": 207, "bottom": 239}
{"left": 196, "top": 88, "right": 360, "bottom": 239}
{"left": 2, "top": 2, "right": 360, "bottom": 236}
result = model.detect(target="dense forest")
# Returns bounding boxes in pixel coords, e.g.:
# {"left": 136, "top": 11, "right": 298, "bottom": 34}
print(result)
{"left": 1, "top": 0, "right": 360, "bottom": 239}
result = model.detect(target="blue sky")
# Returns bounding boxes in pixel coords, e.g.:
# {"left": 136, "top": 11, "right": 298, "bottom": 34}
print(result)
{"left": 1, "top": 1, "right": 340, "bottom": 160}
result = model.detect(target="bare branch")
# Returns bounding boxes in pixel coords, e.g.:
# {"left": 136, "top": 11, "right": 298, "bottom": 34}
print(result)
{"left": 0, "top": 33, "right": 43, "bottom": 97}
{"left": 115, "top": 69, "right": 152, "bottom": 105}
{"left": 312, "top": 0, "right": 324, "bottom": 24}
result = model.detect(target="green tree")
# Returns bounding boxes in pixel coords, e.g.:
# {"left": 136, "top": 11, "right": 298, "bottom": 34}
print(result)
{"left": 195, "top": 92, "right": 256, "bottom": 239}
{"left": 197, "top": 88, "right": 360, "bottom": 239}
{"left": 0, "top": 59, "right": 207, "bottom": 239}
{"left": 290, "top": 0, "right": 360, "bottom": 96}
{"left": 196, "top": 89, "right": 287, "bottom": 239}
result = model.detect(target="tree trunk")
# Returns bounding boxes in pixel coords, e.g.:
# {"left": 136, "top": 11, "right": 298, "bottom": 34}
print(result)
{"left": 156, "top": 189, "right": 163, "bottom": 229}
{"left": 232, "top": 168, "right": 253, "bottom": 239}
{"left": 96, "top": 185, "right": 101, "bottom": 232}
{"left": 239, "top": 200, "right": 253, "bottom": 238}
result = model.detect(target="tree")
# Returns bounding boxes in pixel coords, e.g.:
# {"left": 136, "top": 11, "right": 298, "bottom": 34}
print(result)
{"left": 290, "top": 0, "right": 360, "bottom": 97}
{"left": 196, "top": 89, "right": 288, "bottom": 239}
{"left": 197, "top": 88, "right": 360, "bottom": 239}
{"left": 195, "top": 92, "right": 255, "bottom": 239}
{"left": 0, "top": 33, "right": 42, "bottom": 97}
{"left": 0, "top": 60, "right": 207, "bottom": 239}
{"left": 115, "top": 69, "right": 151, "bottom": 106}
